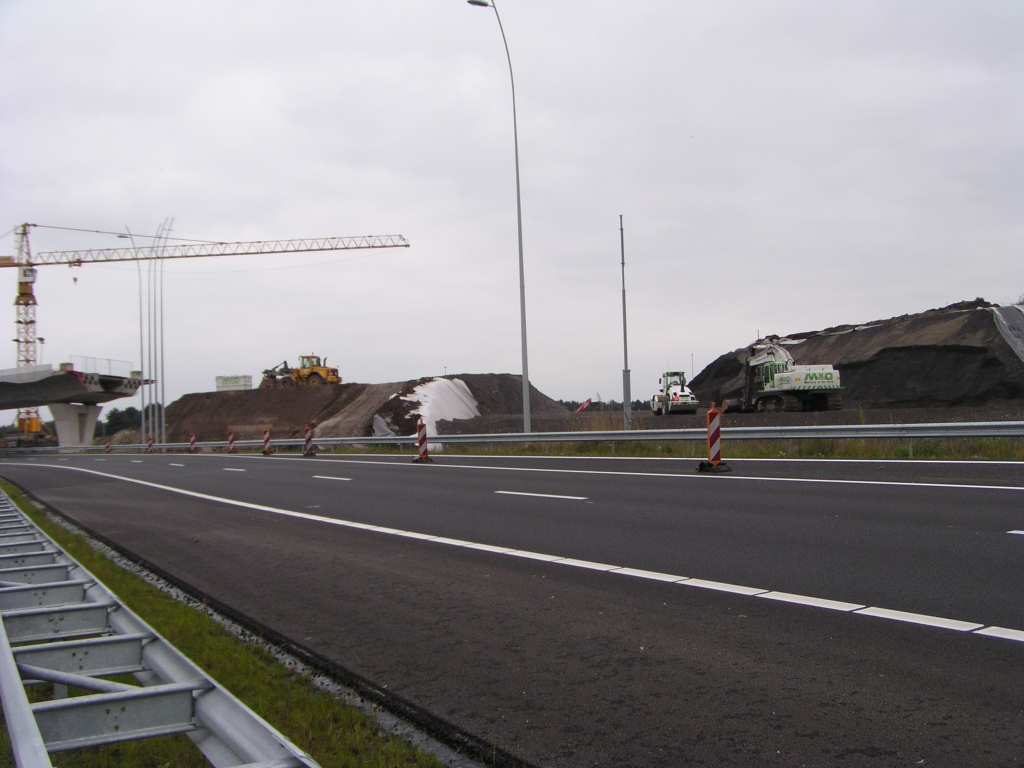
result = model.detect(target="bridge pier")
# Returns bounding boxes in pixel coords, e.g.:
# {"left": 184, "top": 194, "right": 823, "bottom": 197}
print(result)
{"left": 47, "top": 403, "right": 102, "bottom": 447}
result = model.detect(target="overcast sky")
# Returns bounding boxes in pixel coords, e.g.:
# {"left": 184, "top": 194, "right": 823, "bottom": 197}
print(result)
{"left": 0, "top": 1, "right": 1021, "bottom": 415}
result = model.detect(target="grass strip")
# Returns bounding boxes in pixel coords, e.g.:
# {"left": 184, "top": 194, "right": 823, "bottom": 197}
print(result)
{"left": 0, "top": 479, "right": 444, "bottom": 768}
{"left": 228, "top": 435, "right": 1024, "bottom": 461}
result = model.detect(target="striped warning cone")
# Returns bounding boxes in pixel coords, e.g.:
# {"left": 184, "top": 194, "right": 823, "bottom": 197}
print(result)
{"left": 698, "top": 402, "right": 731, "bottom": 473}
{"left": 262, "top": 428, "right": 273, "bottom": 456}
{"left": 303, "top": 425, "right": 315, "bottom": 457}
{"left": 189, "top": 432, "right": 197, "bottom": 454}
{"left": 412, "top": 419, "right": 432, "bottom": 463}
{"left": 227, "top": 429, "right": 236, "bottom": 454}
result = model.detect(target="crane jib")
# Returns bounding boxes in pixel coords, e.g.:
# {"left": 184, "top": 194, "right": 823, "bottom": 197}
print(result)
{"left": 0, "top": 235, "right": 410, "bottom": 266}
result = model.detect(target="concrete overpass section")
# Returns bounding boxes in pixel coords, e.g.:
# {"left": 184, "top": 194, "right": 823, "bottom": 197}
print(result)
{"left": 0, "top": 364, "right": 142, "bottom": 446}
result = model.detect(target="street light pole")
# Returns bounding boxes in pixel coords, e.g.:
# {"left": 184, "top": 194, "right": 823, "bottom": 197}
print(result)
{"left": 468, "top": 0, "right": 531, "bottom": 433}
{"left": 620, "top": 215, "right": 631, "bottom": 430}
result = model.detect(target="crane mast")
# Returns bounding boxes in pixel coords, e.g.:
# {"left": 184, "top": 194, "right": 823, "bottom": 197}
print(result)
{"left": 13, "top": 224, "right": 40, "bottom": 433}
{"left": 4, "top": 224, "right": 410, "bottom": 438}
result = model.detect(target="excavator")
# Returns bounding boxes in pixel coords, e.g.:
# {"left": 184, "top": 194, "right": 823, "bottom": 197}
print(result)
{"left": 735, "top": 337, "right": 842, "bottom": 412}
{"left": 260, "top": 355, "right": 341, "bottom": 388}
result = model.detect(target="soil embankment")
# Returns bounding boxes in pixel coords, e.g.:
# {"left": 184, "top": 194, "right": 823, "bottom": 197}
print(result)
{"left": 691, "top": 300, "right": 1024, "bottom": 410}
{"left": 151, "top": 300, "right": 1024, "bottom": 443}
{"left": 160, "top": 373, "right": 569, "bottom": 443}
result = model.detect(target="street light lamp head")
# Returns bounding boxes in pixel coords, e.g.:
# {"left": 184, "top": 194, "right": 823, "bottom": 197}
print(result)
{"left": 467, "top": 0, "right": 491, "bottom": 6}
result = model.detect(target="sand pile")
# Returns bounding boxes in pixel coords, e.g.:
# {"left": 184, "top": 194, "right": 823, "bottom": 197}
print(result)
{"left": 691, "top": 300, "right": 1024, "bottom": 409}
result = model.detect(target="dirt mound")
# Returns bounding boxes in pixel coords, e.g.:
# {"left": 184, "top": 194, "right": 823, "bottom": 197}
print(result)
{"left": 163, "top": 373, "right": 568, "bottom": 442}
{"left": 368, "top": 373, "right": 568, "bottom": 437}
{"left": 691, "top": 301, "right": 1024, "bottom": 409}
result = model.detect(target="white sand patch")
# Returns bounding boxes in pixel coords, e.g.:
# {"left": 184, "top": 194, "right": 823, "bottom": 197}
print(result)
{"left": 403, "top": 378, "right": 480, "bottom": 450}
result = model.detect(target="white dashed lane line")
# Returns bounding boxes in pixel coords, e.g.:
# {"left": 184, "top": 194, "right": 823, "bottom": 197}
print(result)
{"left": 223, "top": 468, "right": 246, "bottom": 472}
{"left": 312, "top": 475, "right": 351, "bottom": 482}
{"left": 495, "top": 490, "right": 588, "bottom": 501}
{"left": 169, "top": 463, "right": 184, "bottom": 467}
{"left": 130, "top": 460, "right": 143, "bottom": 463}
{"left": 13, "top": 462, "right": 1024, "bottom": 645}
{"left": 1008, "top": 530, "right": 1024, "bottom": 535}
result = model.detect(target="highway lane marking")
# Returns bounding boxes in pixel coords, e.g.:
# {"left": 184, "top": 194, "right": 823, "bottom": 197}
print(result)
{"left": 223, "top": 468, "right": 246, "bottom": 472}
{"left": 169, "top": 463, "right": 185, "bottom": 467}
{"left": 242, "top": 455, "right": 1024, "bottom": 493}
{"left": 1008, "top": 531, "right": 1024, "bottom": 535}
{"left": 9, "top": 463, "right": 1022, "bottom": 645}
{"left": 312, "top": 475, "right": 352, "bottom": 482}
{"left": 853, "top": 607, "right": 983, "bottom": 631}
{"left": 495, "top": 491, "right": 588, "bottom": 500}
{"left": 151, "top": 453, "right": 1024, "bottom": 491}
{"left": 130, "top": 460, "right": 143, "bottom": 463}
{"left": 975, "top": 626, "right": 1024, "bottom": 641}
{"left": 758, "top": 591, "right": 864, "bottom": 611}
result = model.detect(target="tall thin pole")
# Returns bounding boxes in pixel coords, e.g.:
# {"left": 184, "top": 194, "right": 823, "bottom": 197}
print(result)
{"left": 159, "top": 219, "right": 172, "bottom": 449}
{"left": 620, "top": 215, "right": 631, "bottom": 431}
{"left": 128, "top": 227, "right": 146, "bottom": 445}
{"left": 476, "top": 0, "right": 531, "bottom": 433}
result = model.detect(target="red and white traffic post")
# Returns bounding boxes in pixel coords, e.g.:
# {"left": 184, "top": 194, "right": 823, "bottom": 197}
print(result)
{"left": 262, "top": 428, "right": 272, "bottom": 456}
{"left": 227, "top": 429, "right": 236, "bottom": 454}
{"left": 303, "top": 425, "right": 315, "bottom": 457}
{"left": 189, "top": 432, "right": 197, "bottom": 454}
{"left": 412, "top": 419, "right": 432, "bottom": 463}
{"left": 104, "top": 441, "right": 112, "bottom": 454}
{"left": 146, "top": 435, "right": 154, "bottom": 454}
{"left": 698, "top": 402, "right": 731, "bottom": 473}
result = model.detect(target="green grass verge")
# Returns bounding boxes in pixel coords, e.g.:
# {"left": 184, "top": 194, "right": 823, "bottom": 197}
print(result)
{"left": 241, "top": 435, "right": 1024, "bottom": 461}
{"left": 0, "top": 480, "right": 444, "bottom": 768}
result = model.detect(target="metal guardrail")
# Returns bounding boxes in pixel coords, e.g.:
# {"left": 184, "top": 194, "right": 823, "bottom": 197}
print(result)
{"left": 18, "top": 420, "right": 1024, "bottom": 454}
{"left": 0, "top": 490, "right": 319, "bottom": 767}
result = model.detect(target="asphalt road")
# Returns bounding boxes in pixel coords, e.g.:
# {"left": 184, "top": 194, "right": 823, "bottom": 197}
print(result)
{"left": 2, "top": 453, "right": 1023, "bottom": 767}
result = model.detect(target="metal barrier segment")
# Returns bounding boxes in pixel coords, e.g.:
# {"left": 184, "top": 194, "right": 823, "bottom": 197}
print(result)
{"left": 7, "top": 420, "right": 1024, "bottom": 455}
{"left": 0, "top": 490, "right": 320, "bottom": 768}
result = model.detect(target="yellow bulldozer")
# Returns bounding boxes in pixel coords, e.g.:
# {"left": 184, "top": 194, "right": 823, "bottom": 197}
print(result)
{"left": 260, "top": 355, "right": 341, "bottom": 388}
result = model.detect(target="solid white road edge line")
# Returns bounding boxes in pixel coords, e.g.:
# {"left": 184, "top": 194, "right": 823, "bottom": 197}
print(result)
{"left": 10, "top": 463, "right": 1022, "bottom": 643}
{"left": 495, "top": 490, "right": 588, "bottom": 500}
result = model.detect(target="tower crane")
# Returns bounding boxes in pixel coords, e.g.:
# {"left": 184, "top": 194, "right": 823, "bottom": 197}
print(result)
{"left": 2, "top": 223, "right": 410, "bottom": 436}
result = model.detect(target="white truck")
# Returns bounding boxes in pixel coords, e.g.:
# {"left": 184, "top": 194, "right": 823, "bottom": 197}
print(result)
{"left": 651, "top": 371, "right": 699, "bottom": 415}
{"left": 738, "top": 338, "right": 842, "bottom": 412}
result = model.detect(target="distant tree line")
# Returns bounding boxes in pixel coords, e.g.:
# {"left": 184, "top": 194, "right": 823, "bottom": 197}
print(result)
{"left": 94, "top": 404, "right": 163, "bottom": 438}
